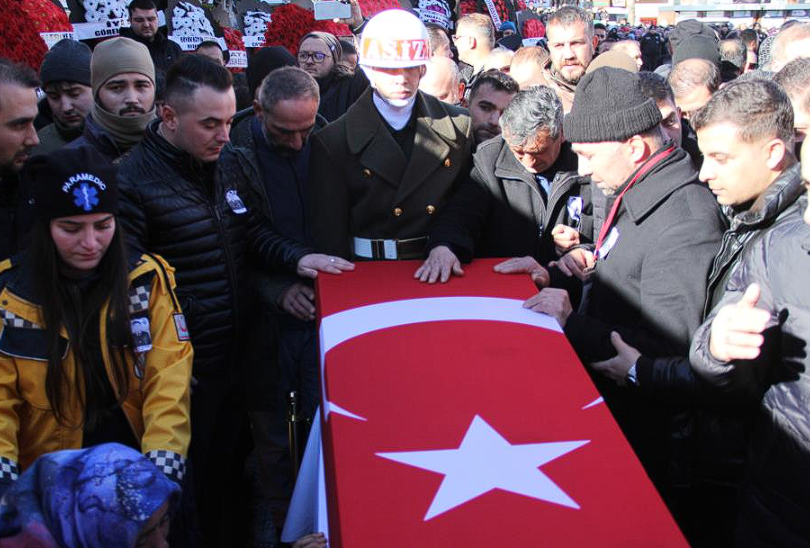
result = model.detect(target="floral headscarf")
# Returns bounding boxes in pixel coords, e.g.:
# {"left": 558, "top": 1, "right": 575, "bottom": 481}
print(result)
{"left": 0, "top": 443, "right": 180, "bottom": 548}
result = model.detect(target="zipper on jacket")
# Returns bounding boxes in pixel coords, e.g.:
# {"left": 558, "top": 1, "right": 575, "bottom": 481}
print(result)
{"left": 210, "top": 198, "right": 242, "bottom": 345}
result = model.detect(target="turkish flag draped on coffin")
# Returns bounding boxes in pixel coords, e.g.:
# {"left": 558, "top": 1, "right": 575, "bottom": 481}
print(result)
{"left": 315, "top": 259, "right": 689, "bottom": 548}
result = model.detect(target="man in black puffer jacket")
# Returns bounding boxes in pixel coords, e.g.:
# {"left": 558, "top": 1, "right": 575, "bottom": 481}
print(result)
{"left": 117, "top": 56, "right": 352, "bottom": 548}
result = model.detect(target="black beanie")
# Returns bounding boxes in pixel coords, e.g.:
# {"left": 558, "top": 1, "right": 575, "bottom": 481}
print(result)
{"left": 39, "top": 39, "right": 92, "bottom": 87}
{"left": 246, "top": 46, "right": 296, "bottom": 98}
{"left": 27, "top": 147, "right": 119, "bottom": 221}
{"left": 563, "top": 67, "right": 662, "bottom": 143}
{"left": 669, "top": 19, "right": 716, "bottom": 53}
{"left": 672, "top": 35, "right": 720, "bottom": 67}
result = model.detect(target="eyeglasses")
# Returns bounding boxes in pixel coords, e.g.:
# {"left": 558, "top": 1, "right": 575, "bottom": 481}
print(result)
{"left": 298, "top": 51, "right": 328, "bottom": 63}
{"left": 451, "top": 34, "right": 470, "bottom": 42}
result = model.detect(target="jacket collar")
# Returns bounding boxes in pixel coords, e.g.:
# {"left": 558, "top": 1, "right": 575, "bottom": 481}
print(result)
{"left": 621, "top": 145, "right": 698, "bottom": 223}
{"left": 725, "top": 162, "right": 804, "bottom": 229}
{"left": 344, "top": 89, "right": 460, "bottom": 200}
{"left": 492, "top": 138, "right": 578, "bottom": 185}
{"left": 81, "top": 115, "right": 124, "bottom": 160}
{"left": 142, "top": 119, "right": 216, "bottom": 184}
{"left": 493, "top": 137, "right": 534, "bottom": 184}
{"left": 2, "top": 251, "right": 153, "bottom": 319}
{"left": 346, "top": 89, "right": 459, "bottom": 154}
{"left": 543, "top": 59, "right": 578, "bottom": 94}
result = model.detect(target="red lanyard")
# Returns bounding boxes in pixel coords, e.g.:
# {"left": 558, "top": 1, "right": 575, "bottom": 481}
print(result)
{"left": 594, "top": 146, "right": 676, "bottom": 257}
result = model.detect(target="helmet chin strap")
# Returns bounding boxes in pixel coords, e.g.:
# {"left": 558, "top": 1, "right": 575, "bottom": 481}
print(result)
{"left": 362, "top": 65, "right": 419, "bottom": 130}
{"left": 371, "top": 90, "right": 417, "bottom": 130}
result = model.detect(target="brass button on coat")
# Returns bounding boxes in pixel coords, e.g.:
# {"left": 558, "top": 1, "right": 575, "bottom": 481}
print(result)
{"left": 426, "top": 205, "right": 436, "bottom": 215}
{"left": 362, "top": 168, "right": 372, "bottom": 178}
{"left": 444, "top": 158, "right": 452, "bottom": 168}
{"left": 393, "top": 207, "right": 403, "bottom": 217}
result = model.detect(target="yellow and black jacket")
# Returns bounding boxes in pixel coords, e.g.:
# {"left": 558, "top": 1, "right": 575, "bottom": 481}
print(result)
{"left": 0, "top": 253, "right": 192, "bottom": 490}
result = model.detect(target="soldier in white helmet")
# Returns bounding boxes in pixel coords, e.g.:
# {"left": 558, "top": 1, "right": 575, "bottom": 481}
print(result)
{"left": 308, "top": 9, "right": 473, "bottom": 260}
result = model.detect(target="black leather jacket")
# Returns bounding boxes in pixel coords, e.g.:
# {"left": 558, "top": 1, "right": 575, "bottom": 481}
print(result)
{"left": 117, "top": 121, "right": 311, "bottom": 374}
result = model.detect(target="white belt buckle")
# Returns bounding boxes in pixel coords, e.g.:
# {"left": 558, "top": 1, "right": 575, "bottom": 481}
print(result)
{"left": 383, "top": 240, "right": 398, "bottom": 260}
{"left": 353, "top": 237, "right": 373, "bottom": 259}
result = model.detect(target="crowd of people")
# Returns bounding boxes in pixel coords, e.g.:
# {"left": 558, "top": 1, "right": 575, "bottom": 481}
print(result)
{"left": 0, "top": 0, "right": 809, "bottom": 546}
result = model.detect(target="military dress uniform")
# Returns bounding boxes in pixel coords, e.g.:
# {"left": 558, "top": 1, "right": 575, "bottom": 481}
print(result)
{"left": 309, "top": 88, "right": 473, "bottom": 260}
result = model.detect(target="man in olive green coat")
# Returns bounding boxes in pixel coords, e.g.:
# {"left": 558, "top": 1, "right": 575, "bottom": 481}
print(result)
{"left": 309, "top": 10, "right": 473, "bottom": 260}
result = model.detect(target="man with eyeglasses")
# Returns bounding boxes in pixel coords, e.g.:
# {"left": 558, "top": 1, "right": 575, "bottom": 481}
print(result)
{"left": 309, "top": 9, "right": 473, "bottom": 261}
{"left": 296, "top": 29, "right": 369, "bottom": 122}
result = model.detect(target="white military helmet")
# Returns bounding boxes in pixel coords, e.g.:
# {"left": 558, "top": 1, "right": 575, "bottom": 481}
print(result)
{"left": 359, "top": 9, "right": 431, "bottom": 69}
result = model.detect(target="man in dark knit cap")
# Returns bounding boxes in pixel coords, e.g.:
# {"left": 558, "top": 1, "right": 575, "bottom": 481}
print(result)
{"left": 522, "top": 67, "right": 724, "bottom": 492}
{"left": 35, "top": 39, "right": 93, "bottom": 154}
{"left": 655, "top": 18, "right": 717, "bottom": 78}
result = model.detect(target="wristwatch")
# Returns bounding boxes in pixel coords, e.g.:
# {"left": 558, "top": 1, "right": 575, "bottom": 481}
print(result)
{"left": 627, "top": 360, "right": 639, "bottom": 387}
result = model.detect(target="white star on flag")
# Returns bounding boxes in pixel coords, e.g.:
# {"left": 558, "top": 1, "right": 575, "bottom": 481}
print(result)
{"left": 376, "top": 415, "right": 589, "bottom": 521}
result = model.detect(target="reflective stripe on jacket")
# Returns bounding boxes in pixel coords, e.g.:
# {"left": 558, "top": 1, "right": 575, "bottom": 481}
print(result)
{"left": 0, "top": 253, "right": 192, "bottom": 486}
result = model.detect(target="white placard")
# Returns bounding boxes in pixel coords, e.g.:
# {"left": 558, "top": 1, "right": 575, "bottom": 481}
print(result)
{"left": 242, "top": 35, "right": 266, "bottom": 48}
{"left": 73, "top": 18, "right": 127, "bottom": 39}
{"left": 169, "top": 34, "right": 227, "bottom": 51}
{"left": 227, "top": 49, "right": 248, "bottom": 68}
{"left": 40, "top": 32, "right": 76, "bottom": 49}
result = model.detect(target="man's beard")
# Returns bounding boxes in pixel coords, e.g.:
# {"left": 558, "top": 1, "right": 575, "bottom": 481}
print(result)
{"left": 558, "top": 66, "right": 585, "bottom": 86}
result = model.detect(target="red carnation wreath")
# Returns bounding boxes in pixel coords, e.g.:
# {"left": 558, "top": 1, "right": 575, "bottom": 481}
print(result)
{"left": 21, "top": 0, "right": 73, "bottom": 34}
{"left": 0, "top": 0, "right": 49, "bottom": 70}
{"left": 222, "top": 26, "right": 246, "bottom": 73}
{"left": 522, "top": 18, "right": 544, "bottom": 38}
{"left": 356, "top": 0, "right": 401, "bottom": 18}
{"left": 458, "top": 0, "right": 512, "bottom": 30}
{"left": 264, "top": 4, "right": 350, "bottom": 56}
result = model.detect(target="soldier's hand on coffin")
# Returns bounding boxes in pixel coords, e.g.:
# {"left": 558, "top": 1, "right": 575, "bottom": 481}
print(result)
{"left": 548, "top": 248, "right": 595, "bottom": 281}
{"left": 279, "top": 282, "right": 317, "bottom": 321}
{"left": 415, "top": 245, "right": 464, "bottom": 283}
{"left": 493, "top": 256, "right": 550, "bottom": 288}
{"left": 709, "top": 283, "right": 770, "bottom": 362}
{"left": 297, "top": 253, "right": 355, "bottom": 279}
{"left": 551, "top": 224, "right": 580, "bottom": 256}
{"left": 590, "top": 332, "right": 641, "bottom": 387}
{"left": 522, "top": 287, "right": 572, "bottom": 326}
{"left": 292, "top": 533, "right": 327, "bottom": 548}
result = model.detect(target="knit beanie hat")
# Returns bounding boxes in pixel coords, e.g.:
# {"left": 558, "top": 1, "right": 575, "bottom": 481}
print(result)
{"left": 500, "top": 21, "right": 517, "bottom": 34}
{"left": 246, "top": 46, "right": 296, "bottom": 98}
{"left": 27, "top": 146, "right": 119, "bottom": 220}
{"left": 563, "top": 67, "right": 662, "bottom": 143}
{"left": 672, "top": 35, "right": 720, "bottom": 67}
{"left": 300, "top": 32, "right": 343, "bottom": 66}
{"left": 39, "top": 39, "right": 92, "bottom": 87}
{"left": 669, "top": 19, "right": 716, "bottom": 53}
{"left": 91, "top": 37, "right": 155, "bottom": 96}
{"left": 586, "top": 50, "right": 639, "bottom": 74}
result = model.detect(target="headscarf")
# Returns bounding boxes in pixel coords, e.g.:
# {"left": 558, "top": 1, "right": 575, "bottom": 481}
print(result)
{"left": 0, "top": 443, "right": 180, "bottom": 548}
{"left": 299, "top": 31, "right": 353, "bottom": 83}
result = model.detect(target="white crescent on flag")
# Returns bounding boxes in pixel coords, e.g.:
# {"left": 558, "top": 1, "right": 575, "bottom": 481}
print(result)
{"left": 318, "top": 296, "right": 563, "bottom": 421}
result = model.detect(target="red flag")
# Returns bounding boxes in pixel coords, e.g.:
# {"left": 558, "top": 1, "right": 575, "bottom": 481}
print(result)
{"left": 316, "top": 259, "right": 689, "bottom": 548}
